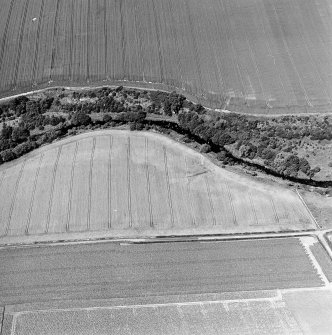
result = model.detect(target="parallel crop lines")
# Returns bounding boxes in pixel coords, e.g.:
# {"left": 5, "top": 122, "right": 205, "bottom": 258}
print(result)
{"left": 287, "top": 0, "right": 332, "bottom": 105}
{"left": 108, "top": 135, "right": 113, "bottom": 229}
{"left": 277, "top": 0, "right": 327, "bottom": 105}
{"left": 183, "top": 0, "right": 203, "bottom": 95}
{"left": 0, "top": 170, "right": 7, "bottom": 235}
{"left": 50, "top": 0, "right": 61, "bottom": 80}
{"left": 0, "top": 132, "right": 318, "bottom": 238}
{"left": 126, "top": 137, "right": 133, "bottom": 228}
{"left": 184, "top": 156, "right": 197, "bottom": 226}
{"left": 163, "top": 147, "right": 175, "bottom": 228}
{"left": 236, "top": 1, "right": 266, "bottom": 101}
{"left": 25, "top": 154, "right": 43, "bottom": 235}
{"left": 45, "top": 146, "right": 62, "bottom": 233}
{"left": 32, "top": 0, "right": 45, "bottom": 84}
{"left": 0, "top": 0, "right": 330, "bottom": 109}
{"left": 66, "top": 142, "right": 78, "bottom": 232}
{"left": 269, "top": 197, "right": 280, "bottom": 224}
{"left": 248, "top": 192, "right": 259, "bottom": 225}
{"left": 273, "top": 197, "right": 294, "bottom": 226}
{"left": 7, "top": 157, "right": 41, "bottom": 236}
{"left": 184, "top": 157, "right": 214, "bottom": 226}
{"left": 251, "top": 0, "right": 289, "bottom": 104}
{"left": 298, "top": 0, "right": 332, "bottom": 102}
{"left": 87, "top": 137, "right": 96, "bottom": 230}
{"left": 147, "top": 140, "right": 172, "bottom": 228}
{"left": 165, "top": 149, "right": 193, "bottom": 228}
{"left": 145, "top": 138, "right": 154, "bottom": 227}
{"left": 5, "top": 160, "right": 26, "bottom": 236}
{"left": 110, "top": 135, "right": 130, "bottom": 228}
{"left": 86, "top": 0, "right": 90, "bottom": 81}
{"left": 103, "top": 0, "right": 108, "bottom": 77}
{"left": 225, "top": 182, "right": 238, "bottom": 226}
{"left": 118, "top": 0, "right": 127, "bottom": 80}
{"left": 257, "top": 0, "right": 297, "bottom": 106}
{"left": 219, "top": 0, "right": 246, "bottom": 97}
{"left": 0, "top": 0, "right": 15, "bottom": 87}
{"left": 12, "top": 0, "right": 29, "bottom": 89}
{"left": 266, "top": 0, "right": 312, "bottom": 106}
{"left": 204, "top": 176, "right": 216, "bottom": 226}
{"left": 0, "top": 170, "right": 5, "bottom": 189}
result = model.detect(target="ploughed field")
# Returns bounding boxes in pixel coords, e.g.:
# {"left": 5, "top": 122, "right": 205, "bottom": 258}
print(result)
{"left": 0, "top": 0, "right": 332, "bottom": 112}
{"left": 0, "top": 130, "right": 315, "bottom": 240}
{"left": 0, "top": 238, "right": 324, "bottom": 305}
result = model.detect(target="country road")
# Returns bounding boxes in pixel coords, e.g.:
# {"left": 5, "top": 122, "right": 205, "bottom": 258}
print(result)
{"left": 0, "top": 238, "right": 323, "bottom": 306}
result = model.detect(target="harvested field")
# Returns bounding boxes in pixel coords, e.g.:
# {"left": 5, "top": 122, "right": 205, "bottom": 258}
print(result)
{"left": 0, "top": 0, "right": 332, "bottom": 113}
{"left": 0, "top": 130, "right": 316, "bottom": 241}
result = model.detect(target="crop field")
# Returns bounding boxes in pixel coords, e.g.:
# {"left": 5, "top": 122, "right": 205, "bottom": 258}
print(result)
{"left": 0, "top": 130, "right": 315, "bottom": 240}
{"left": 0, "top": 0, "right": 332, "bottom": 112}
{"left": 0, "top": 237, "right": 329, "bottom": 334}
{"left": 6, "top": 288, "right": 332, "bottom": 335}
{"left": 2, "top": 299, "right": 304, "bottom": 335}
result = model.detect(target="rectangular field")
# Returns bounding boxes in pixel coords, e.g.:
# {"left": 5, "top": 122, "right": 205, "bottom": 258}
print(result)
{"left": 0, "top": 0, "right": 332, "bottom": 112}
{"left": 0, "top": 238, "right": 324, "bottom": 306}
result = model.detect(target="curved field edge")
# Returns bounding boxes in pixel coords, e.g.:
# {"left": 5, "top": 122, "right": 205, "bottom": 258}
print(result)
{"left": 1, "top": 85, "right": 331, "bottom": 185}
{"left": 0, "top": 129, "right": 316, "bottom": 244}
{"left": 0, "top": 81, "right": 330, "bottom": 116}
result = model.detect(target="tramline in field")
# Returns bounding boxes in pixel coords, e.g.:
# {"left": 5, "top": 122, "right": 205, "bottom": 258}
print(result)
{"left": 0, "top": 130, "right": 316, "bottom": 240}
{"left": 0, "top": 0, "right": 331, "bottom": 112}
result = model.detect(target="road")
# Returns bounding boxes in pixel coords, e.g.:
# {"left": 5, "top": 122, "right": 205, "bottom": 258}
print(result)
{"left": 0, "top": 238, "right": 322, "bottom": 306}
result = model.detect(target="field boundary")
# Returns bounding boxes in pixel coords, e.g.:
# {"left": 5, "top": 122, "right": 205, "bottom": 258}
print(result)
{"left": 0, "top": 84, "right": 331, "bottom": 116}
{"left": 295, "top": 188, "right": 321, "bottom": 229}
{"left": 0, "top": 230, "right": 325, "bottom": 250}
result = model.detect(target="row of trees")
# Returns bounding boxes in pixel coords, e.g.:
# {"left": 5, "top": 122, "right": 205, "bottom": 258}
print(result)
{"left": 177, "top": 110, "right": 322, "bottom": 179}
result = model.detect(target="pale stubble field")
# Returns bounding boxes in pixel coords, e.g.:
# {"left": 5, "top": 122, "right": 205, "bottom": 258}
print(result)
{"left": 0, "top": 130, "right": 315, "bottom": 241}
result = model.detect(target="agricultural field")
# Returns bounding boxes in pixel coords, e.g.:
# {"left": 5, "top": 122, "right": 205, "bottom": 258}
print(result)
{"left": 0, "top": 0, "right": 332, "bottom": 112}
{"left": 1, "top": 237, "right": 331, "bottom": 334}
{"left": 0, "top": 130, "right": 315, "bottom": 242}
